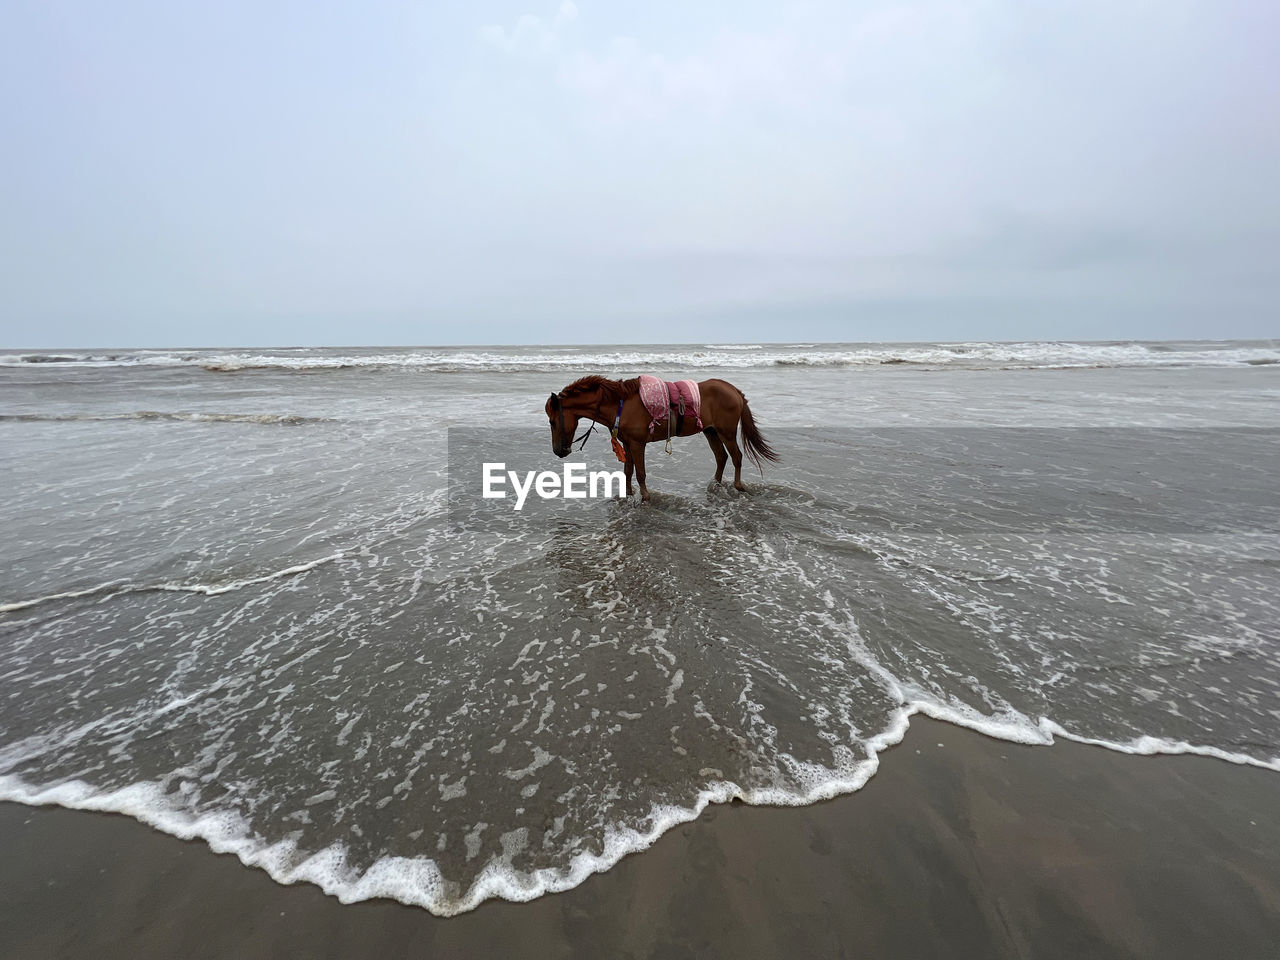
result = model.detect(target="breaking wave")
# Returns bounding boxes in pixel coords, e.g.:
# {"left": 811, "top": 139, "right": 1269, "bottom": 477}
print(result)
{"left": 2, "top": 675, "right": 1275, "bottom": 917}
{"left": 0, "top": 554, "right": 345, "bottom": 614}
{"left": 3, "top": 340, "right": 1278, "bottom": 373}
{"left": 0, "top": 411, "right": 333, "bottom": 425}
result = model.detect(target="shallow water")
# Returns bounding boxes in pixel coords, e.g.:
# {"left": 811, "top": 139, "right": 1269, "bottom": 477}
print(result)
{"left": 2, "top": 343, "right": 1278, "bottom": 913}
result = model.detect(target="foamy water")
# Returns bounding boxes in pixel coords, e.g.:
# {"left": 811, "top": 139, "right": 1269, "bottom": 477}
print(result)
{"left": 1, "top": 345, "right": 1277, "bottom": 914}
{"left": 3, "top": 338, "right": 1279, "bottom": 372}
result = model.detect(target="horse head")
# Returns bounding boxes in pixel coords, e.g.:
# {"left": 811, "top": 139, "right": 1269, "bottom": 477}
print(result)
{"left": 545, "top": 392, "right": 577, "bottom": 459}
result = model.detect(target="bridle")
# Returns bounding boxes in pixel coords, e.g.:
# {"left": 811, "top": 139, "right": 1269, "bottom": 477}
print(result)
{"left": 558, "top": 391, "right": 605, "bottom": 452}
{"left": 558, "top": 390, "right": 623, "bottom": 453}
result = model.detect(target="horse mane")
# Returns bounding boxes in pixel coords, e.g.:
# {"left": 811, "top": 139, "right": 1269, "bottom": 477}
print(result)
{"left": 560, "top": 375, "right": 639, "bottom": 404}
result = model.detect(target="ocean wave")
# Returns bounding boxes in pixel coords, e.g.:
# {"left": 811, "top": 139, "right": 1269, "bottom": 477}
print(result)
{"left": 0, "top": 554, "right": 344, "bottom": 614}
{"left": 4, "top": 556, "right": 1276, "bottom": 915}
{"left": 3, "top": 341, "right": 1278, "bottom": 373}
{"left": 2, "top": 694, "right": 1274, "bottom": 917}
{"left": 0, "top": 411, "right": 332, "bottom": 425}
{"left": 3, "top": 516, "right": 1277, "bottom": 917}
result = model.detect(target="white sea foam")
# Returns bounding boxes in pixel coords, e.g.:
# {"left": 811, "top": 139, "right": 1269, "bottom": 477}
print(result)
{"left": 0, "top": 582, "right": 127, "bottom": 614}
{"left": 0, "top": 411, "right": 330, "bottom": 424}
{"left": 0, "top": 553, "right": 344, "bottom": 613}
{"left": 2, "top": 341, "right": 1277, "bottom": 372}
{"left": 3, "top": 685, "right": 1276, "bottom": 917}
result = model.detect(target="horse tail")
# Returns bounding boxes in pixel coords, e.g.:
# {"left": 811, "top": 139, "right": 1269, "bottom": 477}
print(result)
{"left": 738, "top": 393, "right": 780, "bottom": 473}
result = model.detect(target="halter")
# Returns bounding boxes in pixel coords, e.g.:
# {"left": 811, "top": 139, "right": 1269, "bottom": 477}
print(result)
{"left": 558, "top": 389, "right": 626, "bottom": 461}
{"left": 564, "top": 392, "right": 606, "bottom": 452}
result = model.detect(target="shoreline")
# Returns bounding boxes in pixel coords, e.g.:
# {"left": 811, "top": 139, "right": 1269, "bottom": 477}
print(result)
{"left": 3, "top": 716, "right": 1279, "bottom": 959}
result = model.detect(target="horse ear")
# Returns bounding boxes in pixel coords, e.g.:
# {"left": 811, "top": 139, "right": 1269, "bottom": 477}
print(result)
{"left": 549, "top": 392, "right": 561, "bottom": 410}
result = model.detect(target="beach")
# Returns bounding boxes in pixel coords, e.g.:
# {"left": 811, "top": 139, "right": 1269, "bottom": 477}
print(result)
{"left": 1, "top": 341, "right": 1278, "bottom": 946}
{"left": 4, "top": 716, "right": 1280, "bottom": 959}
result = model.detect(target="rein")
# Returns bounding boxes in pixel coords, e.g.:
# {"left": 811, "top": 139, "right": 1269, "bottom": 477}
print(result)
{"left": 558, "top": 387, "right": 627, "bottom": 462}
{"left": 565, "top": 392, "right": 606, "bottom": 451}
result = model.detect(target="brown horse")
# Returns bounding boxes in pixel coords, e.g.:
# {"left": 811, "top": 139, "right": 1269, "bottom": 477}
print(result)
{"left": 545, "top": 376, "right": 779, "bottom": 502}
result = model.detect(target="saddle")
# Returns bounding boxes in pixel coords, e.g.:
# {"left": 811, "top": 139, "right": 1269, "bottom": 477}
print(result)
{"left": 637, "top": 375, "right": 703, "bottom": 437}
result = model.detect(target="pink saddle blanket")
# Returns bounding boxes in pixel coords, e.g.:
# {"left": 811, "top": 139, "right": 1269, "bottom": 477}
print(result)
{"left": 637, "top": 375, "right": 703, "bottom": 434}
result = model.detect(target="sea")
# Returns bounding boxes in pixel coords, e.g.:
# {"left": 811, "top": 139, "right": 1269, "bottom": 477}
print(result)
{"left": 1, "top": 340, "right": 1278, "bottom": 914}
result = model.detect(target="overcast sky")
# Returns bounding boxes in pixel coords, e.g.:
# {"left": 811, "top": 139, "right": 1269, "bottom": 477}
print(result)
{"left": 1, "top": 0, "right": 1277, "bottom": 347}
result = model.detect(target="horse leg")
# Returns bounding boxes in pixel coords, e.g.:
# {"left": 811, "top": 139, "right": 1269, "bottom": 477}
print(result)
{"left": 633, "top": 441, "right": 651, "bottom": 503}
{"left": 704, "top": 428, "right": 728, "bottom": 483}
{"left": 723, "top": 433, "right": 746, "bottom": 491}
{"left": 624, "top": 446, "right": 635, "bottom": 498}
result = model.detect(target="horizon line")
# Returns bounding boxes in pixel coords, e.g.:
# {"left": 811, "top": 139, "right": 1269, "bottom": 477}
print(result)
{"left": 4, "top": 336, "right": 1274, "bottom": 353}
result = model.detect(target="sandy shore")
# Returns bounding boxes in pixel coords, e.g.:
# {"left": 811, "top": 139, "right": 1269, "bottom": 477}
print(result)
{"left": 2, "top": 716, "right": 1278, "bottom": 959}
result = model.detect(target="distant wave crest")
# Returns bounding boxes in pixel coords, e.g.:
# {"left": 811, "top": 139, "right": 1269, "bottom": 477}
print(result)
{"left": 3, "top": 341, "right": 1278, "bottom": 373}
{"left": 0, "top": 411, "right": 332, "bottom": 425}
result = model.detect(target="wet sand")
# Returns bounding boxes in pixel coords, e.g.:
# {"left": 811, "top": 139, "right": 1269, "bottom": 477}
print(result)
{"left": 2, "top": 716, "right": 1278, "bottom": 960}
